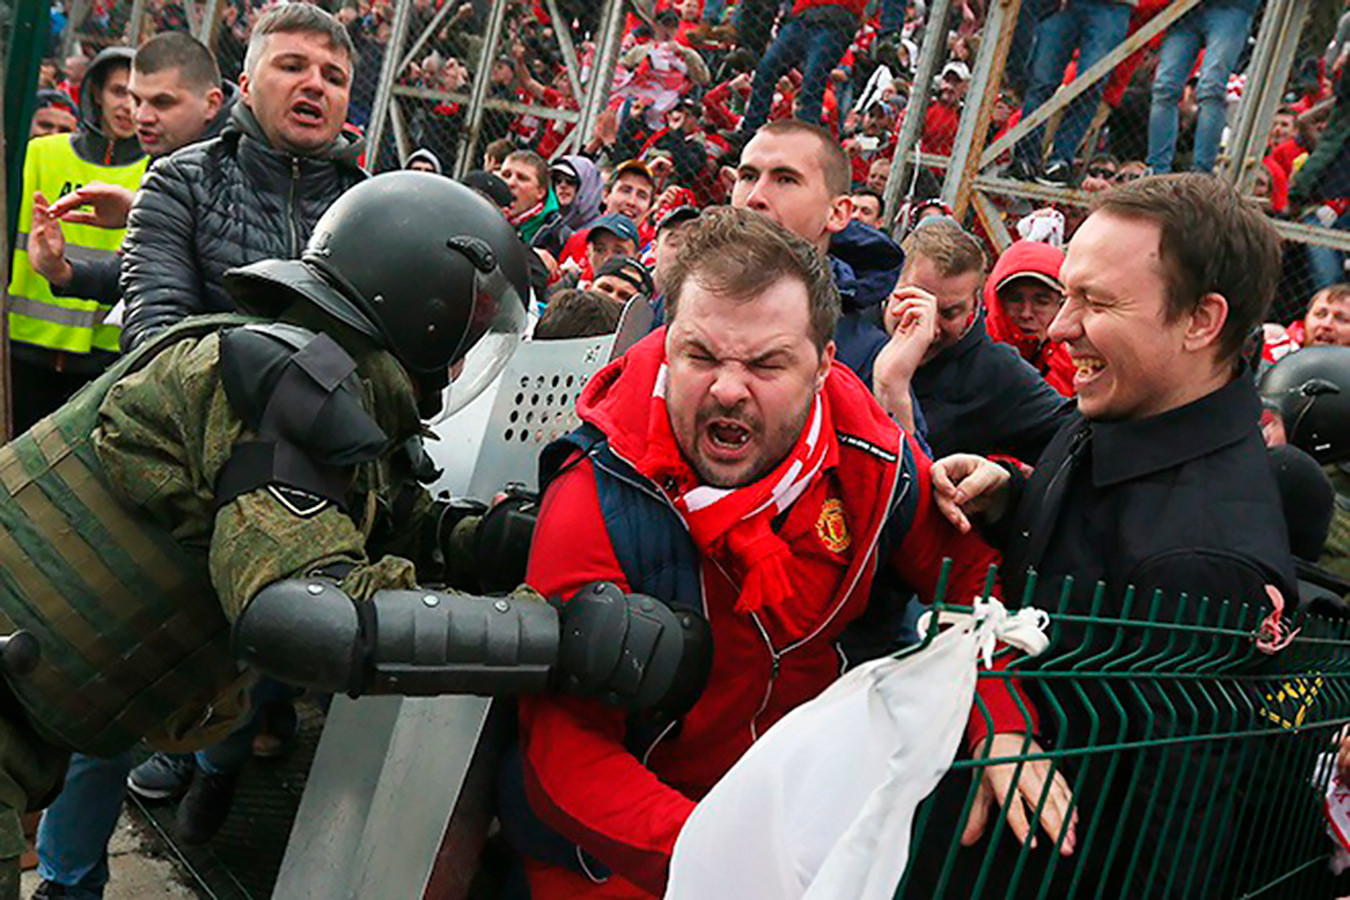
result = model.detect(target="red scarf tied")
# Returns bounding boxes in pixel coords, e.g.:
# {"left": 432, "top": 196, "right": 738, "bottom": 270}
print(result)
{"left": 635, "top": 360, "right": 834, "bottom": 615}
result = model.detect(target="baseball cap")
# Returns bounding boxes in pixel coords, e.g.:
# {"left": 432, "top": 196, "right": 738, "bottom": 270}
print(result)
{"left": 995, "top": 270, "right": 1064, "bottom": 296}
{"left": 656, "top": 205, "right": 700, "bottom": 232}
{"left": 941, "top": 61, "right": 971, "bottom": 82}
{"left": 588, "top": 214, "right": 641, "bottom": 247}
{"left": 596, "top": 256, "right": 655, "bottom": 295}
{"left": 612, "top": 159, "right": 655, "bottom": 189}
{"left": 550, "top": 158, "right": 580, "bottom": 183}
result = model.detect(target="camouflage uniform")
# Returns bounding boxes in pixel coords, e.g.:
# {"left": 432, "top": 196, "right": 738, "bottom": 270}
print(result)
{"left": 0, "top": 313, "right": 446, "bottom": 895}
{"left": 1322, "top": 463, "right": 1350, "bottom": 581}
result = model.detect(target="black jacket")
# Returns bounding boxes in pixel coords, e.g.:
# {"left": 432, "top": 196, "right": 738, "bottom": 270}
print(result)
{"left": 118, "top": 103, "right": 366, "bottom": 351}
{"left": 911, "top": 311, "right": 1074, "bottom": 463}
{"left": 59, "top": 81, "right": 242, "bottom": 305}
{"left": 998, "top": 371, "right": 1297, "bottom": 615}
{"left": 905, "top": 374, "right": 1301, "bottom": 900}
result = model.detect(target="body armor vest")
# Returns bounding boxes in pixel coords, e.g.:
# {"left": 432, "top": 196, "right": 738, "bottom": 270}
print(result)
{"left": 0, "top": 315, "right": 253, "bottom": 757}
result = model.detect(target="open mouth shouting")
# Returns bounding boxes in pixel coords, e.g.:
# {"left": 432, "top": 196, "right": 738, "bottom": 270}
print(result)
{"left": 701, "top": 416, "right": 756, "bottom": 464}
{"left": 290, "top": 98, "right": 326, "bottom": 128}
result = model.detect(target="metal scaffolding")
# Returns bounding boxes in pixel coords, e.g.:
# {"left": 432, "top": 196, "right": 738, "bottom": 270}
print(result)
{"left": 364, "top": 0, "right": 628, "bottom": 175}
{"left": 914, "top": 0, "right": 1326, "bottom": 255}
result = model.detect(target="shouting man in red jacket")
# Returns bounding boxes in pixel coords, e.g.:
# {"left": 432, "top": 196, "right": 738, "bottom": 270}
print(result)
{"left": 508, "top": 206, "right": 1003, "bottom": 898}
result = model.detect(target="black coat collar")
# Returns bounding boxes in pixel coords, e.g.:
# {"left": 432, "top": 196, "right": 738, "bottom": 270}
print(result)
{"left": 1088, "top": 371, "right": 1260, "bottom": 488}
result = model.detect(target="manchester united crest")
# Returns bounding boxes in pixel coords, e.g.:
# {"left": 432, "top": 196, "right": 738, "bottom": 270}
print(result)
{"left": 815, "top": 498, "right": 850, "bottom": 553}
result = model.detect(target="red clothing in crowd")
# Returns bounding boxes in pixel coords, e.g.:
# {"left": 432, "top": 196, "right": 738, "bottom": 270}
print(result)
{"left": 984, "top": 240, "right": 1076, "bottom": 397}
{"left": 922, "top": 99, "right": 960, "bottom": 156}
{"left": 518, "top": 331, "right": 1002, "bottom": 899}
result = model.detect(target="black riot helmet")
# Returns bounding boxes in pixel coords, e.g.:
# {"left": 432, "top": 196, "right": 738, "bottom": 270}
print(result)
{"left": 224, "top": 172, "right": 529, "bottom": 418}
{"left": 1260, "top": 346, "right": 1350, "bottom": 465}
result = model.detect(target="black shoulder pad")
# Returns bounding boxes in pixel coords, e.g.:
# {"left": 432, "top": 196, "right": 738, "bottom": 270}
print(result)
{"left": 219, "top": 323, "right": 389, "bottom": 467}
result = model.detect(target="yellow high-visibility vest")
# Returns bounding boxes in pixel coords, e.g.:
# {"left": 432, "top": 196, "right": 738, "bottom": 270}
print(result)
{"left": 7, "top": 134, "right": 148, "bottom": 355}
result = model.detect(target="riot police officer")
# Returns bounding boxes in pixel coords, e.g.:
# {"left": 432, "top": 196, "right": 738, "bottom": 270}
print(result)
{"left": 0, "top": 173, "right": 706, "bottom": 897}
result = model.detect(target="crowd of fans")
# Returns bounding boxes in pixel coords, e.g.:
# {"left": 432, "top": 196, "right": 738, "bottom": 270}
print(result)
{"left": 8, "top": 0, "right": 1350, "bottom": 896}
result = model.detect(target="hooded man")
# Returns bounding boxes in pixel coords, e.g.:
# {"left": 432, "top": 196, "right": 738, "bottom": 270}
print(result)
{"left": 984, "top": 240, "right": 1075, "bottom": 396}
{"left": 7, "top": 47, "right": 147, "bottom": 433}
{"left": 551, "top": 155, "right": 604, "bottom": 232}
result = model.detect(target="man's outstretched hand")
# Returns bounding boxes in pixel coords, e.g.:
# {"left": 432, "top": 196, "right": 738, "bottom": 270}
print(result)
{"left": 46, "top": 182, "right": 136, "bottom": 229}
{"left": 931, "top": 454, "right": 1011, "bottom": 532}
{"left": 28, "top": 191, "right": 73, "bottom": 288}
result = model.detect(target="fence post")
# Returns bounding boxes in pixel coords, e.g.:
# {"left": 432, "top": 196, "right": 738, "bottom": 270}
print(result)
{"left": 940, "top": 0, "right": 1021, "bottom": 219}
{"left": 575, "top": 0, "right": 626, "bottom": 155}
{"left": 365, "top": 0, "right": 415, "bottom": 171}
{"left": 1223, "top": 0, "right": 1311, "bottom": 194}
{"left": 450, "top": 0, "right": 511, "bottom": 178}
{"left": 883, "top": 0, "right": 953, "bottom": 230}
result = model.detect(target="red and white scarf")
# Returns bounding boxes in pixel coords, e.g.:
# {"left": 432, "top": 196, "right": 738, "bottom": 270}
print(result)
{"left": 636, "top": 361, "right": 835, "bottom": 615}
{"left": 507, "top": 198, "right": 546, "bottom": 229}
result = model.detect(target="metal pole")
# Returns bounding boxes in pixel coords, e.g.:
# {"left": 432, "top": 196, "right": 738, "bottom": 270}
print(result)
{"left": 883, "top": 0, "right": 953, "bottom": 229}
{"left": 978, "top": 0, "right": 1202, "bottom": 169}
{"left": 542, "top": 0, "right": 586, "bottom": 103}
{"left": 971, "top": 191, "right": 1013, "bottom": 252}
{"left": 366, "top": 0, "right": 416, "bottom": 171}
{"left": 396, "top": 0, "right": 459, "bottom": 76}
{"left": 1226, "top": 0, "right": 1310, "bottom": 193}
{"left": 451, "top": 0, "right": 512, "bottom": 178}
{"left": 940, "top": 0, "right": 1021, "bottom": 217}
{"left": 576, "top": 0, "right": 625, "bottom": 151}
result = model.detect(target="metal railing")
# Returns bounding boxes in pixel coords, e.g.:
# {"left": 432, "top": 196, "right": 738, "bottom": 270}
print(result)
{"left": 895, "top": 571, "right": 1348, "bottom": 899}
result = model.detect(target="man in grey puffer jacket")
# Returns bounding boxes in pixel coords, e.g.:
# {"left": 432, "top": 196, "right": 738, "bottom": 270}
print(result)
{"left": 118, "top": 2, "right": 366, "bottom": 352}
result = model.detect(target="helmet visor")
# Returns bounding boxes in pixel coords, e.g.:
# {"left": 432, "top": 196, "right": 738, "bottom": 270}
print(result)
{"left": 433, "top": 283, "right": 528, "bottom": 420}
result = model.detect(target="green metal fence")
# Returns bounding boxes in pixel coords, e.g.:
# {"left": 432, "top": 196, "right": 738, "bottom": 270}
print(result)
{"left": 895, "top": 573, "right": 1349, "bottom": 899}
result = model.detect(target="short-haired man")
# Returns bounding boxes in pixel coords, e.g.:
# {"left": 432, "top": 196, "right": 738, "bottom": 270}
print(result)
{"left": 507, "top": 206, "right": 994, "bottom": 899}
{"left": 603, "top": 159, "right": 656, "bottom": 228}
{"left": 501, "top": 148, "right": 564, "bottom": 250}
{"left": 118, "top": 3, "right": 366, "bottom": 351}
{"left": 8, "top": 47, "right": 146, "bottom": 433}
{"left": 874, "top": 219, "right": 1073, "bottom": 462}
{"left": 850, "top": 186, "right": 885, "bottom": 228}
{"left": 917, "top": 175, "right": 1298, "bottom": 897}
{"left": 731, "top": 120, "right": 913, "bottom": 395}
{"left": 28, "top": 32, "right": 234, "bottom": 308}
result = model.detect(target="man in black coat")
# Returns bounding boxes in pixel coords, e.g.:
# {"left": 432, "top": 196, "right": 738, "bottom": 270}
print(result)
{"left": 872, "top": 217, "right": 1074, "bottom": 464}
{"left": 118, "top": 3, "right": 366, "bottom": 351}
{"left": 913, "top": 174, "right": 1298, "bottom": 898}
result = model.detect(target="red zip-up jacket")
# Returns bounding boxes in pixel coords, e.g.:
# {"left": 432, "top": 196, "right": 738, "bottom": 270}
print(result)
{"left": 518, "top": 331, "right": 1003, "bottom": 898}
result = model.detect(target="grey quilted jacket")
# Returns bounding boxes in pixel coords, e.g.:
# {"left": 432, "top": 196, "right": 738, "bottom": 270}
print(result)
{"left": 118, "top": 103, "right": 366, "bottom": 352}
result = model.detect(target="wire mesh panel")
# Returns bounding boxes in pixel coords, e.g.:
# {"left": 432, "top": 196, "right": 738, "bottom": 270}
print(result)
{"left": 894, "top": 576, "right": 1349, "bottom": 900}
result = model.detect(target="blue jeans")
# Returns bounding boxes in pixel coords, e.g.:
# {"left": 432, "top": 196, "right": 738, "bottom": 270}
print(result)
{"left": 741, "top": 14, "right": 855, "bottom": 132}
{"left": 1014, "top": 1, "right": 1131, "bottom": 168}
{"left": 1304, "top": 207, "right": 1350, "bottom": 293}
{"left": 1146, "top": 2, "right": 1256, "bottom": 173}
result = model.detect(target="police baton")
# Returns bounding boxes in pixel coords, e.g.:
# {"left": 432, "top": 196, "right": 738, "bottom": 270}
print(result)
{"left": 0, "top": 632, "right": 40, "bottom": 677}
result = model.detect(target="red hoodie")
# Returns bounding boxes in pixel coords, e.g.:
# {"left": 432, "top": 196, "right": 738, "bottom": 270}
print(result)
{"left": 518, "top": 330, "right": 1000, "bottom": 898}
{"left": 984, "top": 241, "right": 1076, "bottom": 397}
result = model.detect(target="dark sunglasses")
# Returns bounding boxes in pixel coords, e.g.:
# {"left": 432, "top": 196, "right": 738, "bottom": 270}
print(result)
{"left": 1086, "top": 166, "right": 1116, "bottom": 180}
